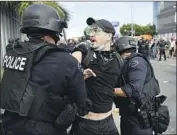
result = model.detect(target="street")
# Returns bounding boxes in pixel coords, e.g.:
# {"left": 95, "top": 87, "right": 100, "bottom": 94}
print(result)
{"left": 151, "top": 58, "right": 176, "bottom": 134}
{"left": 113, "top": 57, "right": 176, "bottom": 134}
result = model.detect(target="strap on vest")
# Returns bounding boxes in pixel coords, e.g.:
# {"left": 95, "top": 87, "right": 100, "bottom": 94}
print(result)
{"left": 114, "top": 52, "right": 124, "bottom": 73}
{"left": 33, "top": 43, "right": 67, "bottom": 65}
{"left": 82, "top": 48, "right": 94, "bottom": 67}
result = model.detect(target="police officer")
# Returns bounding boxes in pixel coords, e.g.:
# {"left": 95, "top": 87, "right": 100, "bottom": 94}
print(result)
{"left": 157, "top": 39, "right": 166, "bottom": 61}
{"left": 138, "top": 37, "right": 149, "bottom": 57}
{"left": 114, "top": 36, "right": 155, "bottom": 135}
{"left": 1, "top": 4, "right": 90, "bottom": 135}
{"left": 70, "top": 17, "right": 120, "bottom": 135}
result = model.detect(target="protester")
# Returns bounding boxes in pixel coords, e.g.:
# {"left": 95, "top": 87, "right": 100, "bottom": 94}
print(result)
{"left": 70, "top": 17, "right": 121, "bottom": 135}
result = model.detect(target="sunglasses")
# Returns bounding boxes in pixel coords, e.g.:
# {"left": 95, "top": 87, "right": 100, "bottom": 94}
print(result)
{"left": 84, "top": 24, "right": 103, "bottom": 37}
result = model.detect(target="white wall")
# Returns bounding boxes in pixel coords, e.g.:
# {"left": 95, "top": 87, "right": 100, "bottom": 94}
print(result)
{"left": 0, "top": 2, "right": 28, "bottom": 66}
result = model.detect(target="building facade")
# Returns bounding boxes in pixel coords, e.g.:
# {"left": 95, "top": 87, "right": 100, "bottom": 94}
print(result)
{"left": 0, "top": 2, "right": 27, "bottom": 66}
{"left": 153, "top": 2, "right": 160, "bottom": 32}
{"left": 154, "top": 2, "right": 176, "bottom": 39}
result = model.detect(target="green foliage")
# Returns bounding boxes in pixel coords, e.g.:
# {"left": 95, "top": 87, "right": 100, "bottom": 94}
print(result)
{"left": 120, "top": 23, "right": 157, "bottom": 36}
{"left": 5, "top": 1, "right": 70, "bottom": 22}
{"left": 120, "top": 24, "right": 131, "bottom": 36}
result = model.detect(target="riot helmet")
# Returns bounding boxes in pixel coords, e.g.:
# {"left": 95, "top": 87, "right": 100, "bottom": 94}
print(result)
{"left": 116, "top": 36, "right": 137, "bottom": 54}
{"left": 20, "top": 4, "right": 67, "bottom": 42}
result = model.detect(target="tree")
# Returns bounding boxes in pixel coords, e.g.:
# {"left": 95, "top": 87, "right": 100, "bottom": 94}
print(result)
{"left": 5, "top": 1, "right": 70, "bottom": 21}
{"left": 5, "top": 1, "right": 70, "bottom": 41}
{"left": 120, "top": 24, "right": 131, "bottom": 36}
{"left": 149, "top": 24, "right": 158, "bottom": 36}
{"left": 120, "top": 23, "right": 157, "bottom": 36}
{"left": 134, "top": 24, "right": 143, "bottom": 36}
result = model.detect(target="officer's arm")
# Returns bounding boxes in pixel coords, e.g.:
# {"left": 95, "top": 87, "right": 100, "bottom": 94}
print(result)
{"left": 71, "top": 42, "right": 90, "bottom": 63}
{"left": 115, "top": 58, "right": 147, "bottom": 98}
{"left": 66, "top": 59, "right": 90, "bottom": 116}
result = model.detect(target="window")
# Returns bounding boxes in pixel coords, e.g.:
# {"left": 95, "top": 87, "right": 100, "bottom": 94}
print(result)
{"left": 158, "top": 15, "right": 175, "bottom": 29}
{"left": 160, "top": 2, "right": 164, "bottom": 10}
{"left": 175, "top": 12, "right": 176, "bottom": 23}
{"left": 157, "top": 2, "right": 161, "bottom": 14}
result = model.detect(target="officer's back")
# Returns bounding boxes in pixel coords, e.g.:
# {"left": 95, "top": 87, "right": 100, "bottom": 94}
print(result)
{"left": 3, "top": 39, "right": 85, "bottom": 134}
{"left": 1, "top": 4, "right": 89, "bottom": 135}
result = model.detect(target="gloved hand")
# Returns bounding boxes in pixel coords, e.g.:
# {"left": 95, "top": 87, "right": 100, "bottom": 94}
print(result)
{"left": 72, "top": 42, "right": 91, "bottom": 56}
{"left": 72, "top": 41, "right": 91, "bottom": 62}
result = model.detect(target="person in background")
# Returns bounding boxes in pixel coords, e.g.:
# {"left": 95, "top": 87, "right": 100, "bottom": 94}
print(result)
{"left": 169, "top": 38, "right": 175, "bottom": 58}
{"left": 150, "top": 39, "right": 158, "bottom": 59}
{"left": 157, "top": 38, "right": 166, "bottom": 61}
{"left": 174, "top": 39, "right": 177, "bottom": 57}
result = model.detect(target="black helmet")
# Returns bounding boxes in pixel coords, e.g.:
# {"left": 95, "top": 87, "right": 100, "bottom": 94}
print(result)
{"left": 116, "top": 36, "right": 137, "bottom": 53}
{"left": 20, "top": 4, "right": 66, "bottom": 35}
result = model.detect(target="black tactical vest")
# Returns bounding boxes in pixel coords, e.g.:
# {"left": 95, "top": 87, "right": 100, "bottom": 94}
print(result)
{"left": 114, "top": 53, "right": 160, "bottom": 115}
{"left": 1, "top": 40, "right": 66, "bottom": 118}
{"left": 125, "top": 53, "right": 160, "bottom": 98}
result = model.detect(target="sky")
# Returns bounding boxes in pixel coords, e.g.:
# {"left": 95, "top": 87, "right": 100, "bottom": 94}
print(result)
{"left": 59, "top": 2, "right": 153, "bottom": 39}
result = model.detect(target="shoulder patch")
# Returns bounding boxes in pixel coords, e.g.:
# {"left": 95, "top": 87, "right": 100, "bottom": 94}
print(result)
{"left": 129, "top": 59, "right": 139, "bottom": 68}
{"left": 77, "top": 63, "right": 84, "bottom": 73}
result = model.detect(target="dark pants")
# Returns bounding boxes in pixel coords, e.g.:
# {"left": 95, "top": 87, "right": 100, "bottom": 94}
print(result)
{"left": 71, "top": 114, "right": 119, "bottom": 135}
{"left": 120, "top": 115, "right": 153, "bottom": 135}
{"left": 3, "top": 113, "right": 67, "bottom": 135}
{"left": 169, "top": 47, "right": 174, "bottom": 57}
{"left": 159, "top": 49, "right": 166, "bottom": 61}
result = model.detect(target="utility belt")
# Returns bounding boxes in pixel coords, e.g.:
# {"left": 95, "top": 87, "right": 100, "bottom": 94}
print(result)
{"left": 119, "top": 95, "right": 169, "bottom": 134}
{"left": 119, "top": 105, "right": 151, "bottom": 130}
{"left": 3, "top": 102, "right": 77, "bottom": 131}
{"left": 27, "top": 96, "right": 77, "bottom": 131}
{"left": 116, "top": 97, "right": 139, "bottom": 116}
{"left": 117, "top": 98, "right": 150, "bottom": 128}
{"left": 120, "top": 108, "right": 151, "bottom": 130}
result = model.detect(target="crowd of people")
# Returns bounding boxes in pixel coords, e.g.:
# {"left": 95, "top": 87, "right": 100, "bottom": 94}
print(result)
{"left": 0, "top": 4, "right": 170, "bottom": 135}
{"left": 60, "top": 35, "right": 177, "bottom": 62}
{"left": 137, "top": 37, "right": 177, "bottom": 61}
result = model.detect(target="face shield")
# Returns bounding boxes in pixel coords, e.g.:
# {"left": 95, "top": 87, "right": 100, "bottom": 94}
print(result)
{"left": 84, "top": 23, "right": 104, "bottom": 38}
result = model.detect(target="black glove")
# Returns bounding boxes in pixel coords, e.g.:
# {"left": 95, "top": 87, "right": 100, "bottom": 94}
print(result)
{"left": 72, "top": 42, "right": 91, "bottom": 61}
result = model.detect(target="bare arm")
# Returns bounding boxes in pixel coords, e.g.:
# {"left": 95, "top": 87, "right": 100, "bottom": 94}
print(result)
{"left": 113, "top": 88, "right": 127, "bottom": 97}
{"left": 72, "top": 51, "right": 82, "bottom": 63}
